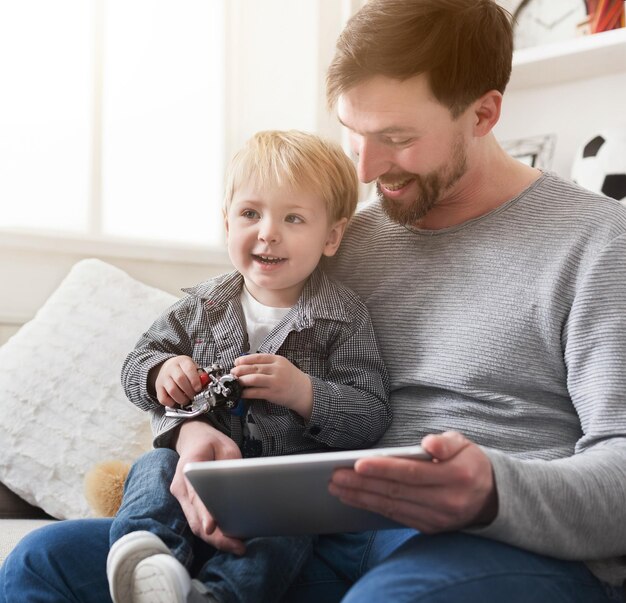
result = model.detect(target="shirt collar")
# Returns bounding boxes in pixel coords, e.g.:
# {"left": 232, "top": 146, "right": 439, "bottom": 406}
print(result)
{"left": 182, "top": 267, "right": 353, "bottom": 324}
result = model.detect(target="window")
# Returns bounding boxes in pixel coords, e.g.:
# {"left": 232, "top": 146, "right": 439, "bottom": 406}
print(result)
{"left": 0, "top": 0, "right": 224, "bottom": 247}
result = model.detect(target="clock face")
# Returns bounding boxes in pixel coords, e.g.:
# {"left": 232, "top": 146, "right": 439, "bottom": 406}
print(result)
{"left": 512, "top": 0, "right": 588, "bottom": 50}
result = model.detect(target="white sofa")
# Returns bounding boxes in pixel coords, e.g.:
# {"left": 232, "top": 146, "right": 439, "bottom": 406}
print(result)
{"left": 0, "top": 259, "right": 180, "bottom": 564}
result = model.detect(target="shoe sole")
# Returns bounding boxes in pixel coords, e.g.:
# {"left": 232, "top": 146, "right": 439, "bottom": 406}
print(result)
{"left": 107, "top": 531, "right": 171, "bottom": 603}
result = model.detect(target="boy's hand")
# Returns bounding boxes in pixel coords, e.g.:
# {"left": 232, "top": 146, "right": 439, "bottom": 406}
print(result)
{"left": 152, "top": 355, "right": 204, "bottom": 408}
{"left": 231, "top": 353, "right": 314, "bottom": 420}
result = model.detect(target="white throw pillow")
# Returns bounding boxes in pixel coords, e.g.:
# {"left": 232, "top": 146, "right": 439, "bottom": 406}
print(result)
{"left": 0, "top": 259, "right": 178, "bottom": 519}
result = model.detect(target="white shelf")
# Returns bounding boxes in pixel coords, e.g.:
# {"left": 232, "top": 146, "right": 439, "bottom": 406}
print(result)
{"left": 508, "top": 27, "right": 626, "bottom": 91}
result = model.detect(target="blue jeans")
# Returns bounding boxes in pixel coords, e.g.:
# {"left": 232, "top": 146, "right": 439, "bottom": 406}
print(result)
{"left": 1, "top": 473, "right": 623, "bottom": 603}
{"left": 111, "top": 448, "right": 314, "bottom": 603}
{"left": 286, "top": 531, "right": 625, "bottom": 603}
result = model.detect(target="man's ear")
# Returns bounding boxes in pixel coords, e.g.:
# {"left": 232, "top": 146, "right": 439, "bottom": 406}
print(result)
{"left": 322, "top": 217, "right": 348, "bottom": 257}
{"left": 472, "top": 90, "right": 502, "bottom": 137}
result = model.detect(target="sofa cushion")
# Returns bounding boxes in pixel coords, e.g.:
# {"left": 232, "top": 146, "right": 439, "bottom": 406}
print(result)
{"left": 0, "top": 259, "right": 177, "bottom": 519}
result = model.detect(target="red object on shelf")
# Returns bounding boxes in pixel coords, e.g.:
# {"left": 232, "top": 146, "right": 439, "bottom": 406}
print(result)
{"left": 588, "top": 0, "right": 625, "bottom": 33}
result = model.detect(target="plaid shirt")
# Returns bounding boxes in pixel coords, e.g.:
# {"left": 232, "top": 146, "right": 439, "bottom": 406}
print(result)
{"left": 121, "top": 267, "right": 390, "bottom": 455}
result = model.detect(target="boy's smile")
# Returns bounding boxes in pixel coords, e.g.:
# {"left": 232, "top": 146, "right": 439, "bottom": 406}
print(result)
{"left": 252, "top": 254, "right": 286, "bottom": 266}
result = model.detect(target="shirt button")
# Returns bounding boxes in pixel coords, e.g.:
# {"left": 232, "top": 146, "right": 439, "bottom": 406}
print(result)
{"left": 309, "top": 425, "right": 321, "bottom": 436}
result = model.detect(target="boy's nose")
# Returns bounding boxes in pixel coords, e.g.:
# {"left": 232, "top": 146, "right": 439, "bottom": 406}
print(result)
{"left": 258, "top": 218, "right": 280, "bottom": 243}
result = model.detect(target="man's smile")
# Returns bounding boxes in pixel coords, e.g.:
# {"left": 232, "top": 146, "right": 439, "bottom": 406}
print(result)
{"left": 379, "top": 177, "right": 414, "bottom": 193}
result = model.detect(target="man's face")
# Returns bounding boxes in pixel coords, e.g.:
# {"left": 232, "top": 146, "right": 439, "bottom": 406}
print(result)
{"left": 337, "top": 74, "right": 470, "bottom": 227}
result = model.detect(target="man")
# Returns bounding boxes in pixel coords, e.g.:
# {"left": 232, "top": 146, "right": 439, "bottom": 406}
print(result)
{"left": 309, "top": 0, "right": 626, "bottom": 601}
{"left": 1, "top": 1, "right": 624, "bottom": 602}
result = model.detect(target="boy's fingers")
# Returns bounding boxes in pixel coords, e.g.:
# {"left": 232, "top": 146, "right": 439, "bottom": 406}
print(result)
{"left": 234, "top": 353, "right": 274, "bottom": 366}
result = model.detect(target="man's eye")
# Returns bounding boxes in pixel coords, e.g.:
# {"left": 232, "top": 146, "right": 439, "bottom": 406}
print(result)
{"left": 285, "top": 215, "right": 304, "bottom": 224}
{"left": 388, "top": 138, "right": 414, "bottom": 146}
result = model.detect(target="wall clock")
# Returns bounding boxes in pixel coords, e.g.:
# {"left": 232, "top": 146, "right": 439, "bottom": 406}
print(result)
{"left": 512, "top": 0, "right": 589, "bottom": 50}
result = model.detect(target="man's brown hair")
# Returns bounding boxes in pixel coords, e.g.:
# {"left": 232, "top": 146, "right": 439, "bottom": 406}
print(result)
{"left": 327, "top": 0, "right": 513, "bottom": 117}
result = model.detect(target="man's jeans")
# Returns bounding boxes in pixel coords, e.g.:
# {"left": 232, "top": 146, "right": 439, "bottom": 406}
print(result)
{"left": 1, "top": 447, "right": 623, "bottom": 602}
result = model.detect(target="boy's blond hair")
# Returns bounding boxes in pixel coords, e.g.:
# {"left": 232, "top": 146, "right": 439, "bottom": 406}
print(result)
{"left": 224, "top": 130, "right": 358, "bottom": 223}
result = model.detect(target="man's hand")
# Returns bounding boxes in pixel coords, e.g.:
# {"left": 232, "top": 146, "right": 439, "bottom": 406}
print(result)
{"left": 328, "top": 431, "right": 498, "bottom": 532}
{"left": 151, "top": 355, "right": 204, "bottom": 408}
{"left": 170, "top": 420, "right": 246, "bottom": 555}
{"left": 231, "top": 353, "right": 314, "bottom": 420}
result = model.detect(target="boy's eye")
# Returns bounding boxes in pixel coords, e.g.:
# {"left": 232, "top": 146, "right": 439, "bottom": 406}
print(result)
{"left": 285, "top": 214, "right": 304, "bottom": 224}
{"left": 241, "top": 209, "right": 259, "bottom": 219}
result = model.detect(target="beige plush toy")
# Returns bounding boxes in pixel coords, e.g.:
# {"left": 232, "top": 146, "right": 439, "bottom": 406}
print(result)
{"left": 84, "top": 460, "right": 130, "bottom": 517}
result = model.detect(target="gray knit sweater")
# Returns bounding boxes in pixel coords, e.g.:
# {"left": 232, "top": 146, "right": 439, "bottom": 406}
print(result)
{"left": 327, "top": 171, "right": 626, "bottom": 586}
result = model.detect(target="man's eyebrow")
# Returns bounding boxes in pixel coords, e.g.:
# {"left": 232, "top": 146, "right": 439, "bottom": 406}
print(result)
{"left": 337, "top": 117, "right": 415, "bottom": 136}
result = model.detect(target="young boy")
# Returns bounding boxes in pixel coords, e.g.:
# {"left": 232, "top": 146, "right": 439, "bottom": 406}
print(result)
{"left": 107, "top": 130, "right": 391, "bottom": 603}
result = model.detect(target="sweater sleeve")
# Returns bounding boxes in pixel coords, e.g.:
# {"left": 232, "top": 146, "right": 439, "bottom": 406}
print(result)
{"left": 121, "top": 296, "right": 195, "bottom": 411}
{"left": 121, "top": 296, "right": 206, "bottom": 448}
{"left": 470, "top": 234, "right": 626, "bottom": 563}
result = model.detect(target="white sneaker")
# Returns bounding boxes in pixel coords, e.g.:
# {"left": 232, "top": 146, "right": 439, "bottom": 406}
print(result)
{"left": 107, "top": 531, "right": 175, "bottom": 602}
{"left": 132, "top": 553, "right": 192, "bottom": 603}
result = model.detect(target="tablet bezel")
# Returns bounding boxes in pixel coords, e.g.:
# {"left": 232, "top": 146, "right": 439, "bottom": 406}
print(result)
{"left": 184, "top": 444, "right": 431, "bottom": 538}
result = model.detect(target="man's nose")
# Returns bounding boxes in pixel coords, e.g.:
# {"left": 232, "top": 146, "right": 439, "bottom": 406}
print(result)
{"left": 355, "top": 138, "right": 389, "bottom": 184}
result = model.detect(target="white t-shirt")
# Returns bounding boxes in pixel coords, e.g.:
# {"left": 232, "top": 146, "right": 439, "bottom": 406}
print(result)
{"left": 240, "top": 286, "right": 291, "bottom": 353}
{"left": 239, "top": 286, "right": 292, "bottom": 456}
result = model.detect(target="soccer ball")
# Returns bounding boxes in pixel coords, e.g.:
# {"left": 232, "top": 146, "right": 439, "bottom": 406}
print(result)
{"left": 571, "top": 128, "right": 626, "bottom": 203}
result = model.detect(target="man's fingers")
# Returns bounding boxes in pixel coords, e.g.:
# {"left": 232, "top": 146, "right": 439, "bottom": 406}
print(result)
{"left": 332, "top": 466, "right": 435, "bottom": 505}
{"left": 204, "top": 529, "right": 246, "bottom": 556}
{"left": 328, "top": 481, "right": 446, "bottom": 533}
{"left": 170, "top": 472, "right": 200, "bottom": 532}
{"left": 351, "top": 456, "right": 441, "bottom": 487}
{"left": 421, "top": 431, "right": 470, "bottom": 461}
{"left": 330, "top": 438, "right": 497, "bottom": 531}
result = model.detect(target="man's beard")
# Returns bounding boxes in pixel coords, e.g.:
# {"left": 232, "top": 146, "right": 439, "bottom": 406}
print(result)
{"left": 378, "top": 137, "right": 468, "bottom": 227}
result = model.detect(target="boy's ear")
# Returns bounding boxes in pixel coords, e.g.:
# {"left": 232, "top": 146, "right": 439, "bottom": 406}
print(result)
{"left": 223, "top": 208, "right": 229, "bottom": 238}
{"left": 322, "top": 217, "right": 348, "bottom": 257}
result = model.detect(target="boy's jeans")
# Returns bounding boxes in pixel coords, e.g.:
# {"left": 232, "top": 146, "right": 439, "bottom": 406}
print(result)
{"left": 110, "top": 448, "right": 314, "bottom": 603}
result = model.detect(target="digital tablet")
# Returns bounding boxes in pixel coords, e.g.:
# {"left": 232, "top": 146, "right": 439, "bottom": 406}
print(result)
{"left": 184, "top": 444, "right": 431, "bottom": 538}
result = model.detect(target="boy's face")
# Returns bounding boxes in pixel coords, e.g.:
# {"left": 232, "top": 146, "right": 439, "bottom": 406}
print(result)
{"left": 224, "top": 183, "right": 346, "bottom": 307}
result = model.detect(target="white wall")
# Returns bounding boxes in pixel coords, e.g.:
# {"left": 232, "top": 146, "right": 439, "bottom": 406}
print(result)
{"left": 1, "top": 0, "right": 345, "bottom": 328}
{"left": 0, "top": 233, "right": 233, "bottom": 330}
{"left": 2, "top": 1, "right": 625, "bottom": 329}
{"left": 223, "top": 0, "right": 346, "bottom": 160}
{"left": 495, "top": 71, "right": 626, "bottom": 179}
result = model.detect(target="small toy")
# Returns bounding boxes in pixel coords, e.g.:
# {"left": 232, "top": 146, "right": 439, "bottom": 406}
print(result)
{"left": 165, "top": 363, "right": 242, "bottom": 419}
